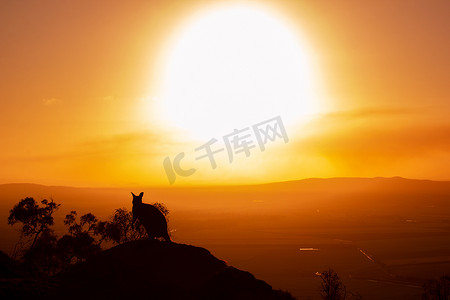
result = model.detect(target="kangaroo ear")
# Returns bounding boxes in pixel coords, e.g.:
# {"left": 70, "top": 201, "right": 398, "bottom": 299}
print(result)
{"left": 139, "top": 192, "right": 144, "bottom": 197}
{"left": 131, "top": 192, "right": 135, "bottom": 196}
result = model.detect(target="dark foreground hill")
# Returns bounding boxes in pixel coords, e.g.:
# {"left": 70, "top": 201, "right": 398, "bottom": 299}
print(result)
{"left": 0, "top": 240, "right": 295, "bottom": 300}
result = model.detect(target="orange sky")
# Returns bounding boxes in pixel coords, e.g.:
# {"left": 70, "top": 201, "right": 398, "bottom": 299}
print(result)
{"left": 0, "top": 0, "right": 449, "bottom": 187}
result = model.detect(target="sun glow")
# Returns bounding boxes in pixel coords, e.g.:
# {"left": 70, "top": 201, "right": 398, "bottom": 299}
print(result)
{"left": 156, "top": 4, "right": 321, "bottom": 139}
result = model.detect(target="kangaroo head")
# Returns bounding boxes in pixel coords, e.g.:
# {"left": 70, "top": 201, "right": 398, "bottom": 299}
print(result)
{"left": 131, "top": 192, "right": 144, "bottom": 205}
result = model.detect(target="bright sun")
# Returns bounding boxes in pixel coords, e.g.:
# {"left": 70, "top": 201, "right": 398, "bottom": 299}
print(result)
{"left": 156, "top": 3, "right": 320, "bottom": 139}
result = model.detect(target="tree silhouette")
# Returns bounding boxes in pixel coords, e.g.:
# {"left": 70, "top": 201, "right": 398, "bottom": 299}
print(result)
{"left": 21, "top": 228, "right": 59, "bottom": 276}
{"left": 318, "top": 268, "right": 347, "bottom": 300}
{"left": 56, "top": 211, "right": 101, "bottom": 270}
{"left": 7, "top": 197, "right": 61, "bottom": 276}
{"left": 95, "top": 208, "right": 147, "bottom": 245}
{"left": 96, "top": 204, "right": 169, "bottom": 244}
{"left": 64, "top": 211, "right": 98, "bottom": 235}
{"left": 8, "top": 197, "right": 60, "bottom": 251}
{"left": 422, "top": 275, "right": 450, "bottom": 300}
{"left": 6, "top": 197, "right": 172, "bottom": 277}
{"left": 152, "top": 202, "right": 170, "bottom": 218}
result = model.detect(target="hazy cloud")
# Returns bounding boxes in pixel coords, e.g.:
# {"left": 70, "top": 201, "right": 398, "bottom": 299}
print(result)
{"left": 100, "top": 95, "right": 116, "bottom": 101}
{"left": 42, "top": 98, "right": 62, "bottom": 106}
{"left": 322, "top": 106, "right": 420, "bottom": 120}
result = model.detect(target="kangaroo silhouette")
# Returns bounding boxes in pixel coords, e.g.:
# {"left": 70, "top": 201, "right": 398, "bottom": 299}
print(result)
{"left": 132, "top": 192, "right": 171, "bottom": 242}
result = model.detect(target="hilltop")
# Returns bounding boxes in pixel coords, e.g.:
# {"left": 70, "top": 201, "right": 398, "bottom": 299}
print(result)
{"left": 0, "top": 240, "right": 295, "bottom": 300}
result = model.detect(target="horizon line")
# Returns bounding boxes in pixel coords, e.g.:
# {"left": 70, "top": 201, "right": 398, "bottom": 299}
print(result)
{"left": 1, "top": 176, "right": 449, "bottom": 190}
